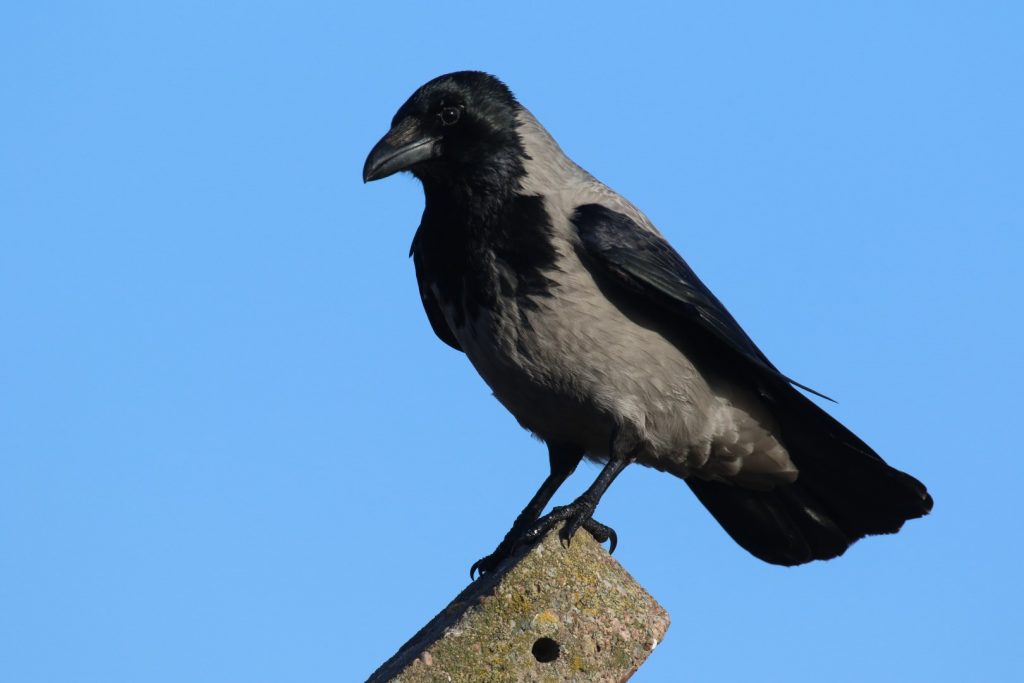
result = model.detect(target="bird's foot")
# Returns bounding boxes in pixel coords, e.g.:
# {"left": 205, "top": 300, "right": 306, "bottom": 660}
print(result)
{"left": 469, "top": 541, "right": 519, "bottom": 580}
{"left": 522, "top": 500, "right": 617, "bottom": 551}
{"left": 470, "top": 502, "right": 617, "bottom": 580}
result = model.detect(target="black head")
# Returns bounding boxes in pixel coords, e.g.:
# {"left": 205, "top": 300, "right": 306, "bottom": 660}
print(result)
{"left": 362, "top": 71, "right": 525, "bottom": 186}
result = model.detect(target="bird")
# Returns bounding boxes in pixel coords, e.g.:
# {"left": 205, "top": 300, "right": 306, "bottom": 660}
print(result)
{"left": 363, "top": 71, "right": 932, "bottom": 577}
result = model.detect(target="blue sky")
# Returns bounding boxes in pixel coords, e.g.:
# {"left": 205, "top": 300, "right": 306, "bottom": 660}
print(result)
{"left": 2, "top": 2, "right": 1021, "bottom": 681}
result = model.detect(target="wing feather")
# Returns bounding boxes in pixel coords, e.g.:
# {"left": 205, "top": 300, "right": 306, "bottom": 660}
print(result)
{"left": 572, "top": 203, "right": 831, "bottom": 401}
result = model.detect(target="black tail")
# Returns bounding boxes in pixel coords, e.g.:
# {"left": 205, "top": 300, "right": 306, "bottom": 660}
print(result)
{"left": 687, "top": 390, "right": 933, "bottom": 566}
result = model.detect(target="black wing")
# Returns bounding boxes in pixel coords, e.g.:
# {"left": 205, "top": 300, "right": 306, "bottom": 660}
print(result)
{"left": 574, "top": 203, "right": 931, "bottom": 565}
{"left": 410, "top": 230, "right": 462, "bottom": 352}
{"left": 572, "top": 203, "right": 829, "bottom": 400}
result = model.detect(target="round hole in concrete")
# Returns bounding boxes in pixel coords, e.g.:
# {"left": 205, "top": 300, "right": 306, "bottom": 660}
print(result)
{"left": 532, "top": 637, "right": 560, "bottom": 663}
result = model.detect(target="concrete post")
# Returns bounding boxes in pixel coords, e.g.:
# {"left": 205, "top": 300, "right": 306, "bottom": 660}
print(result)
{"left": 367, "top": 527, "right": 670, "bottom": 682}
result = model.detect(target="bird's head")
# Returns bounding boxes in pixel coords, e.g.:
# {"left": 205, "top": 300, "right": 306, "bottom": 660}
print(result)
{"left": 362, "top": 71, "right": 525, "bottom": 187}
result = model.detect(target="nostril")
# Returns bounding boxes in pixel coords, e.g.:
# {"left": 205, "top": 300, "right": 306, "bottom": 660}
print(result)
{"left": 531, "top": 636, "right": 560, "bottom": 663}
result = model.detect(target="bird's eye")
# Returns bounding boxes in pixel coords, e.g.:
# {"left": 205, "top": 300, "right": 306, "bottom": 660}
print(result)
{"left": 439, "top": 106, "right": 461, "bottom": 126}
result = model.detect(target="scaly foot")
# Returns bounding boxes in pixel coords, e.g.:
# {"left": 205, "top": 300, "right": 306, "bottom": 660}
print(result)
{"left": 470, "top": 503, "right": 617, "bottom": 579}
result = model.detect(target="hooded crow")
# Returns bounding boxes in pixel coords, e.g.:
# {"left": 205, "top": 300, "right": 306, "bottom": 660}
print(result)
{"left": 363, "top": 71, "right": 932, "bottom": 577}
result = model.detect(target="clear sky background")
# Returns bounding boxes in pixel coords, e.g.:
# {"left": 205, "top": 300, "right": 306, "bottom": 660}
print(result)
{"left": 2, "top": 3, "right": 1021, "bottom": 682}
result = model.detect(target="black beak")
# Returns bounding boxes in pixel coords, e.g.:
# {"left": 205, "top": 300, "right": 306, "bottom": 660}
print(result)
{"left": 363, "top": 117, "right": 441, "bottom": 183}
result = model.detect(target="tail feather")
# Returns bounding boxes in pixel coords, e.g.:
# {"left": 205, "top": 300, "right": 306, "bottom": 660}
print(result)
{"left": 687, "top": 478, "right": 851, "bottom": 565}
{"left": 687, "top": 389, "right": 932, "bottom": 566}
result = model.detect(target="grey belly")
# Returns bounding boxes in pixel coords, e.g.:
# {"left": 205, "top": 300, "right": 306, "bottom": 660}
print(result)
{"left": 450, "top": 277, "right": 720, "bottom": 467}
{"left": 441, "top": 259, "right": 798, "bottom": 489}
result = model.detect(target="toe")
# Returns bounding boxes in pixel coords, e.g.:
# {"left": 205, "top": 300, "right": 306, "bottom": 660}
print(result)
{"left": 469, "top": 558, "right": 486, "bottom": 580}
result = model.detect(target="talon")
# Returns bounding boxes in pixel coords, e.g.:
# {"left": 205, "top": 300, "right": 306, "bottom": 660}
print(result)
{"left": 469, "top": 535, "right": 525, "bottom": 579}
{"left": 561, "top": 513, "right": 586, "bottom": 545}
{"left": 582, "top": 518, "right": 617, "bottom": 553}
{"left": 470, "top": 557, "right": 493, "bottom": 580}
{"left": 470, "top": 503, "right": 620, "bottom": 578}
{"left": 469, "top": 550, "right": 505, "bottom": 580}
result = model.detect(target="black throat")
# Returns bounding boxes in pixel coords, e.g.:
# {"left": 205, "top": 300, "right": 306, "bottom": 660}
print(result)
{"left": 412, "top": 154, "right": 559, "bottom": 328}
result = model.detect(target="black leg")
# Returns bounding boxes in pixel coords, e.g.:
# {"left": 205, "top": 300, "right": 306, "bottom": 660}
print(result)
{"left": 470, "top": 443, "right": 582, "bottom": 579}
{"left": 520, "top": 427, "right": 637, "bottom": 550}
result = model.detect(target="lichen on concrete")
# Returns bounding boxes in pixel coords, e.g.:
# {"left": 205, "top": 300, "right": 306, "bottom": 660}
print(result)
{"left": 366, "top": 528, "right": 670, "bottom": 682}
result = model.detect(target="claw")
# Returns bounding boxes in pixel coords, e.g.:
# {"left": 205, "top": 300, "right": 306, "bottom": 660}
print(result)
{"left": 469, "top": 549, "right": 506, "bottom": 580}
{"left": 470, "top": 501, "right": 619, "bottom": 579}
{"left": 581, "top": 518, "right": 617, "bottom": 554}
{"left": 561, "top": 518, "right": 581, "bottom": 546}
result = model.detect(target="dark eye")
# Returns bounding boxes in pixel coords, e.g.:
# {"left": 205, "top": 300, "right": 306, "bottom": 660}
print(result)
{"left": 439, "top": 106, "right": 461, "bottom": 126}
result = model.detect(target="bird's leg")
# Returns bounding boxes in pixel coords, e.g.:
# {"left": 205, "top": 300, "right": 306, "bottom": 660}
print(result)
{"left": 470, "top": 444, "right": 582, "bottom": 579}
{"left": 521, "top": 427, "right": 637, "bottom": 550}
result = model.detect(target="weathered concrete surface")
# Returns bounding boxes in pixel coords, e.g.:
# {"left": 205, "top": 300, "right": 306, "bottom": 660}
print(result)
{"left": 366, "top": 528, "right": 670, "bottom": 683}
